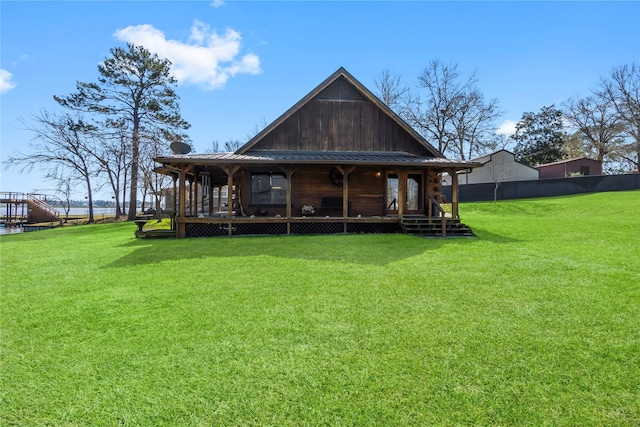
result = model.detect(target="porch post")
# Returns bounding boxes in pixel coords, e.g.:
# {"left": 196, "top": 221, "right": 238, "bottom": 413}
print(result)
{"left": 187, "top": 177, "right": 194, "bottom": 217}
{"left": 199, "top": 172, "right": 207, "bottom": 216}
{"left": 397, "top": 169, "right": 406, "bottom": 220}
{"left": 221, "top": 165, "right": 241, "bottom": 236}
{"left": 450, "top": 168, "right": 459, "bottom": 219}
{"left": 207, "top": 174, "right": 214, "bottom": 216}
{"left": 193, "top": 172, "right": 199, "bottom": 216}
{"left": 427, "top": 172, "right": 433, "bottom": 223}
{"left": 338, "top": 166, "right": 355, "bottom": 232}
{"left": 279, "top": 167, "right": 296, "bottom": 235}
{"left": 172, "top": 174, "right": 177, "bottom": 231}
{"left": 177, "top": 165, "right": 194, "bottom": 238}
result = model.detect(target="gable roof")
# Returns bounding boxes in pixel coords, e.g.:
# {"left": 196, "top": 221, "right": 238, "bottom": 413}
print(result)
{"left": 236, "top": 67, "right": 442, "bottom": 158}
{"left": 472, "top": 149, "right": 538, "bottom": 170}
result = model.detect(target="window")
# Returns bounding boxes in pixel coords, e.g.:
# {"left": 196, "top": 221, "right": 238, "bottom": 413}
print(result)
{"left": 579, "top": 165, "right": 590, "bottom": 176}
{"left": 251, "top": 174, "right": 288, "bottom": 206}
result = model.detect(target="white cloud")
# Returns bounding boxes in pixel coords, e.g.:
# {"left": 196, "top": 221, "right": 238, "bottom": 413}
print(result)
{"left": 211, "top": 0, "right": 225, "bottom": 7}
{"left": 496, "top": 120, "right": 517, "bottom": 136}
{"left": 0, "top": 69, "right": 17, "bottom": 94}
{"left": 113, "top": 21, "right": 261, "bottom": 90}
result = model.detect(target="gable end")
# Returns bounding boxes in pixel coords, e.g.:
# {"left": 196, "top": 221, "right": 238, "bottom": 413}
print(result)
{"left": 316, "top": 77, "right": 365, "bottom": 102}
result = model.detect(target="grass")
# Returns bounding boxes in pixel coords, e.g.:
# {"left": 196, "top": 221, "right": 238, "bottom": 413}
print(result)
{"left": 1, "top": 191, "right": 639, "bottom": 426}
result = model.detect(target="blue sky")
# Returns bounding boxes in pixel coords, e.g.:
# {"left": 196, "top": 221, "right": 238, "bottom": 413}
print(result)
{"left": 1, "top": 1, "right": 639, "bottom": 196}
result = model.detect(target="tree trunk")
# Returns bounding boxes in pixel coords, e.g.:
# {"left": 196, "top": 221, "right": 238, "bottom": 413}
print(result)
{"left": 127, "top": 133, "right": 139, "bottom": 220}
{"left": 121, "top": 174, "right": 127, "bottom": 216}
{"left": 84, "top": 174, "right": 95, "bottom": 223}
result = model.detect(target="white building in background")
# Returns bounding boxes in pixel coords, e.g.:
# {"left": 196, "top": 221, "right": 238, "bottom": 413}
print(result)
{"left": 442, "top": 149, "right": 540, "bottom": 186}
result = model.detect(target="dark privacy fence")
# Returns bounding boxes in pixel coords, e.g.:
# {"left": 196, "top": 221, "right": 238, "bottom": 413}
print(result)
{"left": 442, "top": 174, "right": 640, "bottom": 202}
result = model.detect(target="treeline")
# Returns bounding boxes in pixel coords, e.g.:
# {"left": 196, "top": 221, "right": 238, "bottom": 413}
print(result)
{"left": 6, "top": 49, "right": 638, "bottom": 224}
{"left": 6, "top": 44, "right": 190, "bottom": 223}
{"left": 375, "top": 61, "right": 639, "bottom": 173}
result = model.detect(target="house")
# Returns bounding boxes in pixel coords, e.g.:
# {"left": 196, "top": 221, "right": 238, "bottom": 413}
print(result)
{"left": 535, "top": 157, "right": 602, "bottom": 179}
{"left": 153, "top": 67, "right": 480, "bottom": 238}
{"left": 442, "top": 149, "right": 539, "bottom": 186}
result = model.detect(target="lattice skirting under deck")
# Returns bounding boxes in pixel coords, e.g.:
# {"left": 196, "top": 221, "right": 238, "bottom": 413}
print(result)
{"left": 184, "top": 221, "right": 401, "bottom": 237}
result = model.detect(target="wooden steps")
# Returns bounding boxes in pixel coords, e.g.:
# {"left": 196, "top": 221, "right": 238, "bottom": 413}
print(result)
{"left": 401, "top": 216, "right": 475, "bottom": 238}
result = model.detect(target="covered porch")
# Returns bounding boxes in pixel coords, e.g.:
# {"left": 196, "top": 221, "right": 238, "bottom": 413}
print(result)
{"left": 153, "top": 152, "right": 475, "bottom": 238}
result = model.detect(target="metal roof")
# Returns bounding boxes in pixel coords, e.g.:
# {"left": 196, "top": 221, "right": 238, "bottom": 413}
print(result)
{"left": 154, "top": 150, "right": 481, "bottom": 169}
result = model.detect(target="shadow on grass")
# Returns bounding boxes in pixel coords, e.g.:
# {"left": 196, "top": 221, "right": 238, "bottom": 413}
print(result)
{"left": 105, "top": 233, "right": 488, "bottom": 268}
{"left": 469, "top": 228, "right": 521, "bottom": 243}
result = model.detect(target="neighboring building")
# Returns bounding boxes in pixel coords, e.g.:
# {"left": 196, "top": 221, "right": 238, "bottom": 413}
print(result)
{"left": 153, "top": 67, "right": 480, "bottom": 238}
{"left": 442, "top": 149, "right": 539, "bottom": 186}
{"left": 535, "top": 157, "right": 602, "bottom": 179}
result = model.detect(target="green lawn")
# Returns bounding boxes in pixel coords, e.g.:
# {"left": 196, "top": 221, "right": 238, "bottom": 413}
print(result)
{"left": 1, "top": 191, "right": 639, "bottom": 426}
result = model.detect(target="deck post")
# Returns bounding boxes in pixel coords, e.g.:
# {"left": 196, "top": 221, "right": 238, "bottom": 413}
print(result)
{"left": 334, "top": 166, "right": 355, "bottom": 233}
{"left": 222, "top": 165, "right": 241, "bottom": 236}
{"left": 177, "top": 164, "right": 194, "bottom": 238}
{"left": 207, "top": 174, "right": 214, "bottom": 216}
{"left": 279, "top": 167, "right": 296, "bottom": 235}
{"left": 178, "top": 168, "right": 187, "bottom": 238}
{"left": 172, "top": 175, "right": 178, "bottom": 231}
{"left": 226, "top": 168, "right": 233, "bottom": 236}
{"left": 450, "top": 168, "right": 459, "bottom": 219}
{"left": 397, "top": 169, "right": 406, "bottom": 220}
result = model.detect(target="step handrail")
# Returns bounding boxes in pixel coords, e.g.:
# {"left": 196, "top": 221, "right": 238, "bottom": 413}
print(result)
{"left": 26, "top": 194, "right": 60, "bottom": 218}
{"left": 428, "top": 195, "right": 446, "bottom": 217}
{"left": 428, "top": 195, "right": 447, "bottom": 236}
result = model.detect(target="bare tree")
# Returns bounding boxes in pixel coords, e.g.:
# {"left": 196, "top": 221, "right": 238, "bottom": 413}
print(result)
{"left": 487, "top": 162, "right": 511, "bottom": 202}
{"left": 562, "top": 131, "right": 588, "bottom": 159}
{"left": 6, "top": 111, "right": 97, "bottom": 222}
{"left": 383, "top": 60, "right": 501, "bottom": 160}
{"left": 87, "top": 126, "right": 131, "bottom": 218}
{"left": 246, "top": 118, "right": 269, "bottom": 141}
{"left": 207, "top": 140, "right": 221, "bottom": 154}
{"left": 373, "top": 69, "right": 408, "bottom": 112}
{"left": 224, "top": 139, "right": 243, "bottom": 152}
{"left": 449, "top": 89, "right": 502, "bottom": 160}
{"left": 139, "top": 132, "right": 173, "bottom": 217}
{"left": 562, "top": 95, "right": 626, "bottom": 164}
{"left": 409, "top": 60, "right": 479, "bottom": 155}
{"left": 598, "top": 63, "right": 640, "bottom": 171}
{"left": 51, "top": 175, "right": 74, "bottom": 222}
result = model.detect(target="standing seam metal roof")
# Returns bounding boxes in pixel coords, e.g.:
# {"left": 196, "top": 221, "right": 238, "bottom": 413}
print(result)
{"left": 154, "top": 150, "right": 480, "bottom": 168}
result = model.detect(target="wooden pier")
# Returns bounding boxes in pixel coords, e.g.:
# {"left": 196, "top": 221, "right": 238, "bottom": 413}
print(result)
{"left": 0, "top": 192, "right": 60, "bottom": 226}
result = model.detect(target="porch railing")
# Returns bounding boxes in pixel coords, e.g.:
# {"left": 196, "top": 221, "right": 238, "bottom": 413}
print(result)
{"left": 428, "top": 194, "right": 448, "bottom": 236}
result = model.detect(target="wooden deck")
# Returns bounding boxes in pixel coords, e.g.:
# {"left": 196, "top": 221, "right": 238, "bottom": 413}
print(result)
{"left": 1, "top": 192, "right": 60, "bottom": 224}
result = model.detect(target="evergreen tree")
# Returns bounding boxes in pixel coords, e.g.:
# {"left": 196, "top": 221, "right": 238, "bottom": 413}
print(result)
{"left": 512, "top": 105, "right": 564, "bottom": 166}
{"left": 54, "top": 43, "right": 191, "bottom": 220}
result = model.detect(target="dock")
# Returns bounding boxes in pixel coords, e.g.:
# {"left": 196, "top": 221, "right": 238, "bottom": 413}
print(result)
{"left": 1, "top": 192, "right": 60, "bottom": 226}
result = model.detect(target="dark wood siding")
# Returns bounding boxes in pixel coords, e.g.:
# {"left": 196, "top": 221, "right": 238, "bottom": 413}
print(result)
{"left": 250, "top": 98, "right": 433, "bottom": 156}
{"left": 239, "top": 165, "right": 389, "bottom": 217}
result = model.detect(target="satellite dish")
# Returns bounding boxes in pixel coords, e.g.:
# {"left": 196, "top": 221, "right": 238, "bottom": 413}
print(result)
{"left": 170, "top": 141, "right": 192, "bottom": 154}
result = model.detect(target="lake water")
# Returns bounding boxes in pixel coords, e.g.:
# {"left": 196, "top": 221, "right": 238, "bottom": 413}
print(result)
{"left": 0, "top": 207, "right": 120, "bottom": 235}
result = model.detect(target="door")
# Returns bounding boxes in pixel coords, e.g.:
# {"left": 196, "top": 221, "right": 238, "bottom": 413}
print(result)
{"left": 386, "top": 172, "right": 423, "bottom": 214}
